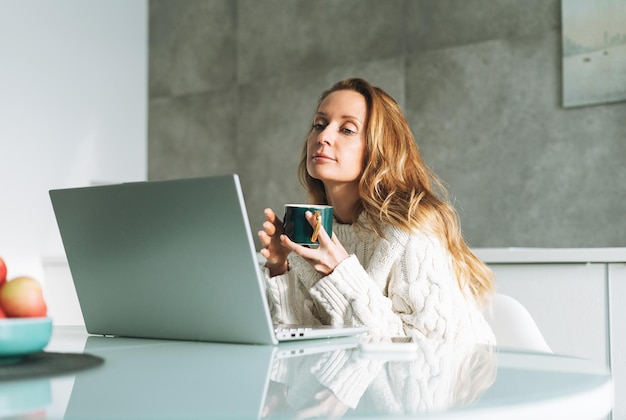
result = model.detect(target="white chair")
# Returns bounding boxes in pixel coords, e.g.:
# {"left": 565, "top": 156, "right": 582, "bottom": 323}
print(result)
{"left": 485, "top": 293, "right": 552, "bottom": 353}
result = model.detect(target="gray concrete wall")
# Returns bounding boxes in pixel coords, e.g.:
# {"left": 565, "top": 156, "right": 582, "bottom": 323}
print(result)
{"left": 148, "top": 0, "right": 626, "bottom": 249}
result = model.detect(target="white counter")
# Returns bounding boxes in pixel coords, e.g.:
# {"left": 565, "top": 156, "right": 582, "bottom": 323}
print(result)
{"left": 474, "top": 247, "right": 626, "bottom": 264}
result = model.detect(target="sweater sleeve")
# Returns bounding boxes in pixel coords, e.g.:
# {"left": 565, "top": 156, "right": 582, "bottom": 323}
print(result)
{"left": 263, "top": 265, "right": 323, "bottom": 326}
{"left": 308, "top": 255, "right": 405, "bottom": 336}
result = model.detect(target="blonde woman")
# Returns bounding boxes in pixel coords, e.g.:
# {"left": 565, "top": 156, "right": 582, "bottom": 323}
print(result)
{"left": 259, "top": 78, "right": 495, "bottom": 345}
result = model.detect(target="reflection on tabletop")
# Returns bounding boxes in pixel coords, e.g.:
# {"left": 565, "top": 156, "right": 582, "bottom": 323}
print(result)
{"left": 263, "top": 336, "right": 495, "bottom": 418}
{"left": 0, "top": 333, "right": 494, "bottom": 419}
{"left": 0, "top": 327, "right": 613, "bottom": 419}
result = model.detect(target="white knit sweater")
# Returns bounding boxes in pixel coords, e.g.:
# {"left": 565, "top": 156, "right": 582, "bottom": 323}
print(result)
{"left": 264, "top": 215, "right": 496, "bottom": 346}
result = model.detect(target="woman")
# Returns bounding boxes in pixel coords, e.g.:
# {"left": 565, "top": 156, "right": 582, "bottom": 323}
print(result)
{"left": 259, "top": 78, "right": 495, "bottom": 345}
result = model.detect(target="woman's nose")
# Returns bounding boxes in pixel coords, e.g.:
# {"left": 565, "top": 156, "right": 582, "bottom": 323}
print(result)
{"left": 317, "top": 126, "right": 334, "bottom": 145}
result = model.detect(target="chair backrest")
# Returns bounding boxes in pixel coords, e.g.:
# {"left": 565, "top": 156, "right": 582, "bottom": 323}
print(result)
{"left": 485, "top": 293, "right": 552, "bottom": 353}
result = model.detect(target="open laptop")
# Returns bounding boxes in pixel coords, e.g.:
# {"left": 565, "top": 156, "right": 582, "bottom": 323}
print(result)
{"left": 49, "top": 174, "right": 368, "bottom": 345}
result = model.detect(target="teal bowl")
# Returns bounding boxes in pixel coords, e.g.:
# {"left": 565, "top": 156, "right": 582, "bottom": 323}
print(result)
{"left": 0, "top": 318, "right": 53, "bottom": 358}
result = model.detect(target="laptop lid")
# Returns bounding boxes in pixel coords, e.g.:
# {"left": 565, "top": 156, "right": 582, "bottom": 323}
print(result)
{"left": 50, "top": 174, "right": 279, "bottom": 345}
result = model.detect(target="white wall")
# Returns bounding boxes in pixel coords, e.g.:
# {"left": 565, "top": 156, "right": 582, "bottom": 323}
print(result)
{"left": 0, "top": 0, "right": 147, "bottom": 285}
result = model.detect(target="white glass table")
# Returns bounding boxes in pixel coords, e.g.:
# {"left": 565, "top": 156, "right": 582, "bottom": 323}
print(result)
{"left": 0, "top": 326, "right": 613, "bottom": 419}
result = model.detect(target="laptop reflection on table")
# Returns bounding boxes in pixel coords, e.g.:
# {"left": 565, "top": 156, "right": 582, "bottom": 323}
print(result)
{"left": 63, "top": 335, "right": 360, "bottom": 419}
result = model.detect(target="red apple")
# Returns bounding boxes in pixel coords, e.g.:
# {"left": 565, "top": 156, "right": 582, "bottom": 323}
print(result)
{"left": 0, "top": 304, "right": 6, "bottom": 318}
{"left": 0, "top": 276, "right": 47, "bottom": 318}
{"left": 0, "top": 257, "right": 7, "bottom": 287}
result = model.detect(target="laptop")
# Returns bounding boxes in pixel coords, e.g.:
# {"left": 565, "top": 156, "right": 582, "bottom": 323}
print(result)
{"left": 49, "top": 174, "right": 368, "bottom": 345}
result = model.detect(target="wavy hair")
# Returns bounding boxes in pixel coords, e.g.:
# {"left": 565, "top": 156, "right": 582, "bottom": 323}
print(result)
{"left": 298, "top": 78, "right": 494, "bottom": 307}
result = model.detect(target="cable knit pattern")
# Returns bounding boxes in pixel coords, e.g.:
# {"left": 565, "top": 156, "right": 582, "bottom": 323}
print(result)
{"left": 264, "top": 215, "right": 495, "bottom": 346}
{"left": 310, "top": 349, "right": 385, "bottom": 408}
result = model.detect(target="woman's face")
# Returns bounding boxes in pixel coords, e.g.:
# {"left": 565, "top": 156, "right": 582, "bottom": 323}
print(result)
{"left": 306, "top": 89, "right": 368, "bottom": 187}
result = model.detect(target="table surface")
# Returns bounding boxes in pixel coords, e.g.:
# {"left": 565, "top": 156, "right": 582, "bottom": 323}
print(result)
{"left": 0, "top": 326, "right": 614, "bottom": 419}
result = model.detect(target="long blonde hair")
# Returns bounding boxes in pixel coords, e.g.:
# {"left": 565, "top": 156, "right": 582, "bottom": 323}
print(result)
{"left": 298, "top": 78, "right": 494, "bottom": 307}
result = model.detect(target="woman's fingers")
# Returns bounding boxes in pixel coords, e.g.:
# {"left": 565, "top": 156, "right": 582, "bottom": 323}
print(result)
{"left": 280, "top": 215, "right": 349, "bottom": 275}
{"left": 304, "top": 211, "right": 331, "bottom": 244}
{"left": 265, "top": 208, "right": 283, "bottom": 227}
{"left": 259, "top": 208, "right": 284, "bottom": 240}
{"left": 258, "top": 229, "right": 272, "bottom": 247}
{"left": 262, "top": 220, "right": 277, "bottom": 236}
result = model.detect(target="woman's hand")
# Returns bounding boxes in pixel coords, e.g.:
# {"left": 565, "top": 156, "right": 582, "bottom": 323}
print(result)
{"left": 259, "top": 208, "right": 291, "bottom": 276}
{"left": 281, "top": 211, "right": 349, "bottom": 276}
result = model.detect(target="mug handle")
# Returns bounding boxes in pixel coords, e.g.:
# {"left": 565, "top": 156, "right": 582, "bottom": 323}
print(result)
{"left": 310, "top": 211, "right": 322, "bottom": 242}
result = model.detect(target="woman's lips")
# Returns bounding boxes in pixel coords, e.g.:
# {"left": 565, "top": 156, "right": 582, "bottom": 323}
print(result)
{"left": 313, "top": 153, "right": 334, "bottom": 162}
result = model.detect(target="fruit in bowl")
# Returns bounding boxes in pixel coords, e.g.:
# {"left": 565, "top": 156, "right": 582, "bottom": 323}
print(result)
{"left": 0, "top": 276, "right": 48, "bottom": 318}
{"left": 0, "top": 257, "right": 52, "bottom": 357}
{"left": 0, "top": 256, "right": 48, "bottom": 318}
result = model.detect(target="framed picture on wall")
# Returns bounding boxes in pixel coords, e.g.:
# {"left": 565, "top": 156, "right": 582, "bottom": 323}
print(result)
{"left": 561, "top": 0, "right": 626, "bottom": 108}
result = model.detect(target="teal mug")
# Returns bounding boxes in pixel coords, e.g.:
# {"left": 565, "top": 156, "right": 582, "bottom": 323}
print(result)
{"left": 283, "top": 204, "right": 333, "bottom": 246}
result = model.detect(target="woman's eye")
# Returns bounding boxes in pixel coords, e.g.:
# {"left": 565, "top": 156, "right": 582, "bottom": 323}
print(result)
{"left": 341, "top": 127, "right": 356, "bottom": 135}
{"left": 312, "top": 123, "right": 326, "bottom": 131}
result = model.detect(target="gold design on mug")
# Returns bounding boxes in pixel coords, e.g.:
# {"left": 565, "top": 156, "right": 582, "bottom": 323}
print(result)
{"left": 311, "top": 211, "right": 322, "bottom": 242}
